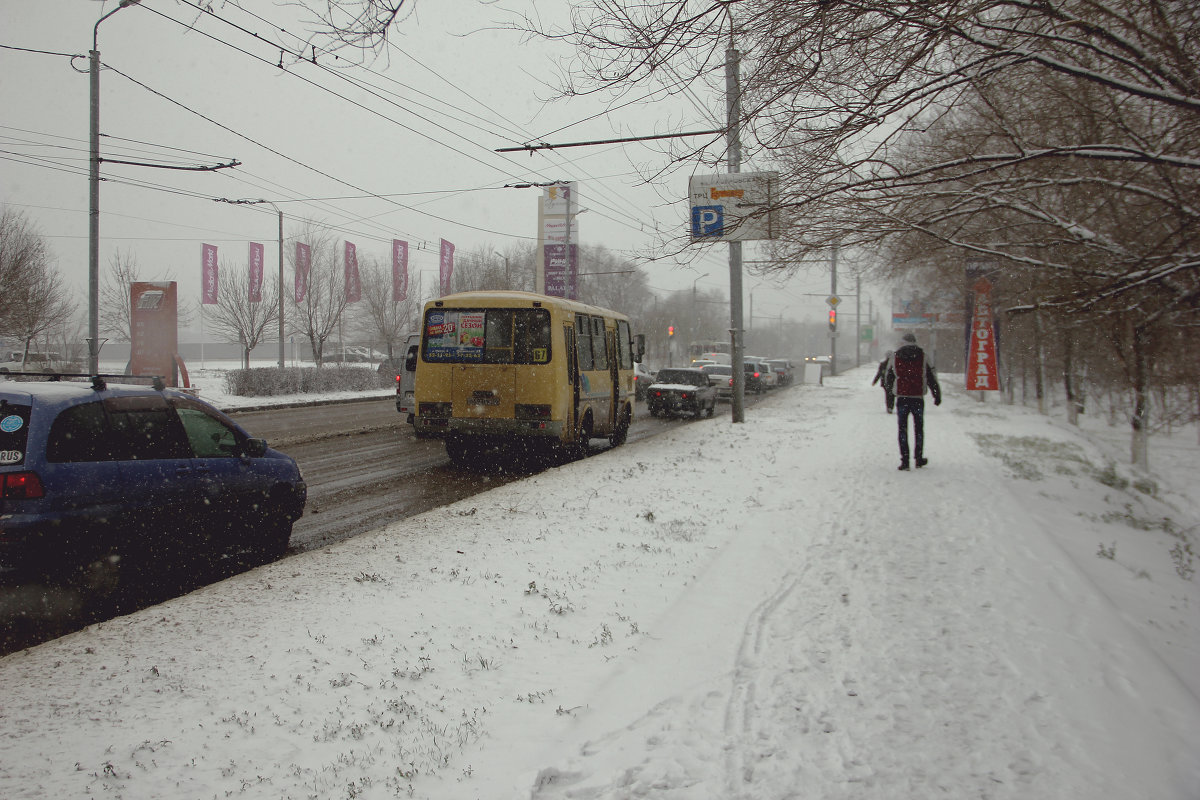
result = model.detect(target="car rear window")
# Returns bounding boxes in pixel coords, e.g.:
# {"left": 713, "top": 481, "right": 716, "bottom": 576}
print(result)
{"left": 0, "top": 402, "right": 33, "bottom": 467}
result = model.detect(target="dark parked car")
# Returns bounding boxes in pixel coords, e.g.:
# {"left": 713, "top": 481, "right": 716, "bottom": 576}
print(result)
{"left": 0, "top": 376, "right": 306, "bottom": 593}
{"left": 645, "top": 368, "right": 718, "bottom": 418}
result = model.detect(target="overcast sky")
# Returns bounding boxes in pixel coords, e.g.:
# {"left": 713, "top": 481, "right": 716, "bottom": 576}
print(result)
{"left": 1, "top": 0, "right": 861, "bottom": 330}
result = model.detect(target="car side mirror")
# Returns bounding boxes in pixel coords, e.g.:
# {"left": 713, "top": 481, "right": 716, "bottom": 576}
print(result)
{"left": 634, "top": 333, "right": 646, "bottom": 362}
{"left": 242, "top": 438, "right": 268, "bottom": 458}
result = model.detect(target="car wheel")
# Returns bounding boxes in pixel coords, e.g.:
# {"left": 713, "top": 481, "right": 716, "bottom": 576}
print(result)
{"left": 706, "top": 399, "right": 715, "bottom": 418}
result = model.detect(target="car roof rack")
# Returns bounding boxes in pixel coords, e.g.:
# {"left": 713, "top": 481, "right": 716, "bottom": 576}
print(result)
{"left": 0, "top": 372, "right": 166, "bottom": 391}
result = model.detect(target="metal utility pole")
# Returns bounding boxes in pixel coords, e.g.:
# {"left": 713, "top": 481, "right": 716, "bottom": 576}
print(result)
{"left": 727, "top": 44, "right": 746, "bottom": 423}
{"left": 89, "top": 0, "right": 142, "bottom": 374}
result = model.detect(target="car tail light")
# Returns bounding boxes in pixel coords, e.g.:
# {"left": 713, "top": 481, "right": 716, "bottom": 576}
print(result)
{"left": 395, "top": 374, "right": 402, "bottom": 392}
{"left": 2, "top": 472, "right": 44, "bottom": 500}
{"left": 681, "top": 391, "right": 691, "bottom": 399}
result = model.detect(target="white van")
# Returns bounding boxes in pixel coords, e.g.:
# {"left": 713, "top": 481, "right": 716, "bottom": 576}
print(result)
{"left": 394, "top": 332, "right": 420, "bottom": 425}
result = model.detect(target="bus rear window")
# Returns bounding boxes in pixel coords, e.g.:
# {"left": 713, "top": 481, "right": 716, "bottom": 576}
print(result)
{"left": 424, "top": 308, "right": 552, "bottom": 364}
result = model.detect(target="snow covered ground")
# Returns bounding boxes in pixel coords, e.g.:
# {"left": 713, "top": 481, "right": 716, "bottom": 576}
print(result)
{"left": 1, "top": 367, "right": 1197, "bottom": 799}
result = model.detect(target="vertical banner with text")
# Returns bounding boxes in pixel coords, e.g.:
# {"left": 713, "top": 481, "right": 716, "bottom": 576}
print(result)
{"left": 248, "top": 241, "right": 264, "bottom": 303}
{"left": 439, "top": 239, "right": 455, "bottom": 296}
{"left": 967, "top": 276, "right": 1000, "bottom": 390}
{"left": 201, "top": 243, "right": 219, "bottom": 304}
{"left": 344, "top": 241, "right": 361, "bottom": 302}
{"left": 392, "top": 239, "right": 409, "bottom": 302}
{"left": 294, "top": 242, "right": 310, "bottom": 303}
{"left": 542, "top": 183, "right": 578, "bottom": 299}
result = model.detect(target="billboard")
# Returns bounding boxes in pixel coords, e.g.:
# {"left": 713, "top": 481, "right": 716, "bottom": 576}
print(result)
{"left": 130, "top": 281, "right": 179, "bottom": 386}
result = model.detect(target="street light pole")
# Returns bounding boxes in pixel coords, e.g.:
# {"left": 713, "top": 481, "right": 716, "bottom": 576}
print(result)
{"left": 88, "top": 0, "right": 141, "bottom": 375}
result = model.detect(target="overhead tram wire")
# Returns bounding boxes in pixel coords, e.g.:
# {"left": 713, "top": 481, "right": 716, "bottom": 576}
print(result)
{"left": 171, "top": 0, "right": 670, "bottom": 237}
{"left": 103, "top": 64, "right": 535, "bottom": 241}
{"left": 143, "top": 2, "right": 669, "bottom": 243}
{"left": 167, "top": 4, "right": 656, "bottom": 238}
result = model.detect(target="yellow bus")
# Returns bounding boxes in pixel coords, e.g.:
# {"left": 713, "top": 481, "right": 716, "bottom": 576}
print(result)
{"left": 414, "top": 291, "right": 644, "bottom": 464}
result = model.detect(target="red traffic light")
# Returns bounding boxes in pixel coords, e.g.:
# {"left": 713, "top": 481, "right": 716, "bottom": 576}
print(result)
{"left": 668, "top": 325, "right": 675, "bottom": 337}
{"left": 828, "top": 309, "right": 837, "bottom": 330}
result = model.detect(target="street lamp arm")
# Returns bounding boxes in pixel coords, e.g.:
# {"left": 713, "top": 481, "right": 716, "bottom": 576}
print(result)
{"left": 102, "top": 157, "right": 241, "bottom": 171}
{"left": 94, "top": 0, "right": 142, "bottom": 50}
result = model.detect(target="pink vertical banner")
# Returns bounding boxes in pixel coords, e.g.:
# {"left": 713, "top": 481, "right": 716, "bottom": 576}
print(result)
{"left": 392, "top": 239, "right": 409, "bottom": 301}
{"left": 248, "top": 241, "right": 264, "bottom": 303}
{"left": 294, "top": 242, "right": 310, "bottom": 303}
{"left": 344, "top": 241, "right": 361, "bottom": 302}
{"left": 201, "top": 243, "right": 219, "bottom": 304}
{"left": 967, "top": 277, "right": 1000, "bottom": 391}
{"left": 439, "top": 238, "right": 455, "bottom": 296}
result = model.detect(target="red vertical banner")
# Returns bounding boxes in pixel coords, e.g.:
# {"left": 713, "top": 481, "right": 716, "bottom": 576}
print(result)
{"left": 344, "top": 241, "right": 361, "bottom": 302}
{"left": 439, "top": 238, "right": 455, "bottom": 296}
{"left": 294, "top": 242, "right": 310, "bottom": 303}
{"left": 392, "top": 239, "right": 408, "bottom": 301}
{"left": 967, "top": 276, "right": 1000, "bottom": 390}
{"left": 201, "top": 243, "right": 219, "bottom": 304}
{"left": 248, "top": 241, "right": 264, "bottom": 302}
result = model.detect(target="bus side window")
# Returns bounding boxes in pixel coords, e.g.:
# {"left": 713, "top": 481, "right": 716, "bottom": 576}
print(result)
{"left": 617, "top": 320, "right": 633, "bottom": 368}
{"left": 576, "top": 315, "right": 594, "bottom": 371}
{"left": 591, "top": 316, "right": 608, "bottom": 370}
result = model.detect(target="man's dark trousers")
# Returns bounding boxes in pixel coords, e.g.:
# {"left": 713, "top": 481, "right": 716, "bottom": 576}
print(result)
{"left": 896, "top": 396, "right": 925, "bottom": 465}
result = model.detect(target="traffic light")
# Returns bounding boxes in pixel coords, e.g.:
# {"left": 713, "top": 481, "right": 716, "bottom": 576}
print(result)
{"left": 668, "top": 325, "right": 675, "bottom": 337}
{"left": 828, "top": 308, "right": 837, "bottom": 332}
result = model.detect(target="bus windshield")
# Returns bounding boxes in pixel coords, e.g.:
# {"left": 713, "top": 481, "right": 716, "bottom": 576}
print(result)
{"left": 423, "top": 307, "right": 552, "bottom": 364}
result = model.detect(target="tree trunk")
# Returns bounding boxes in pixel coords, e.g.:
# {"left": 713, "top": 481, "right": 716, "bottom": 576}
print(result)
{"left": 1033, "top": 304, "right": 1046, "bottom": 414}
{"left": 1130, "top": 323, "right": 1149, "bottom": 468}
{"left": 1064, "top": 331, "right": 1078, "bottom": 426}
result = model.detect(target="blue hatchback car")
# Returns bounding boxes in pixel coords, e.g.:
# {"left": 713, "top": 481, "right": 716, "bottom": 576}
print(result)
{"left": 0, "top": 377, "right": 306, "bottom": 592}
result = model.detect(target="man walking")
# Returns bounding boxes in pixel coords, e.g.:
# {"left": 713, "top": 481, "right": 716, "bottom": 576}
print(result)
{"left": 871, "top": 350, "right": 895, "bottom": 413}
{"left": 888, "top": 333, "right": 941, "bottom": 471}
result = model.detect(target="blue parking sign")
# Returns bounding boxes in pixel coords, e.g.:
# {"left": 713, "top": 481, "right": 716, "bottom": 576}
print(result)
{"left": 691, "top": 205, "right": 724, "bottom": 238}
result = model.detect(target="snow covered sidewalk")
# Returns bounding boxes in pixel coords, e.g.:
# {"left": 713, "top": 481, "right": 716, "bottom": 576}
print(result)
{"left": 1, "top": 369, "right": 1197, "bottom": 799}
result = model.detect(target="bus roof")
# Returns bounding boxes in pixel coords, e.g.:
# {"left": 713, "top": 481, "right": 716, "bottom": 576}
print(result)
{"left": 428, "top": 290, "right": 631, "bottom": 320}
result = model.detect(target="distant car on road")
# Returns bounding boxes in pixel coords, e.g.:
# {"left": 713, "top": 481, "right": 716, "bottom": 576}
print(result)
{"left": 700, "top": 363, "right": 733, "bottom": 401}
{"left": 743, "top": 360, "right": 769, "bottom": 394}
{"left": 768, "top": 359, "right": 795, "bottom": 387}
{"left": 634, "top": 361, "right": 657, "bottom": 400}
{"left": 646, "top": 367, "right": 718, "bottom": 418}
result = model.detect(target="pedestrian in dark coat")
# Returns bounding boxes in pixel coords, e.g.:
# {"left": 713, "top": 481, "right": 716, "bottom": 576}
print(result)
{"left": 887, "top": 333, "right": 941, "bottom": 470}
{"left": 871, "top": 350, "right": 895, "bottom": 412}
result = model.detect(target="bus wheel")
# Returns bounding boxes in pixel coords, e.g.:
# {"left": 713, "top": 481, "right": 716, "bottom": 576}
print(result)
{"left": 445, "top": 436, "right": 472, "bottom": 465}
{"left": 610, "top": 406, "right": 630, "bottom": 447}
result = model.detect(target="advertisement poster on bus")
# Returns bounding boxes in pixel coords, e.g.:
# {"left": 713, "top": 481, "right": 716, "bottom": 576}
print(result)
{"left": 424, "top": 310, "right": 483, "bottom": 362}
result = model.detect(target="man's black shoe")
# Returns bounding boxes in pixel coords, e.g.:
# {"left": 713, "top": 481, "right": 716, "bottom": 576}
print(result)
{"left": 898, "top": 462, "right": 910, "bottom": 471}
{"left": 915, "top": 457, "right": 928, "bottom": 468}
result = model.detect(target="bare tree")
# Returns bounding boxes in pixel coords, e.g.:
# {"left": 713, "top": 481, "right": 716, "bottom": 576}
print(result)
{"left": 0, "top": 207, "right": 51, "bottom": 337}
{"left": 289, "top": 222, "right": 350, "bottom": 366}
{"left": 99, "top": 248, "right": 197, "bottom": 342}
{"left": 202, "top": 260, "right": 280, "bottom": 369}
{"left": 0, "top": 207, "right": 76, "bottom": 362}
{"left": 348, "top": 255, "right": 425, "bottom": 359}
